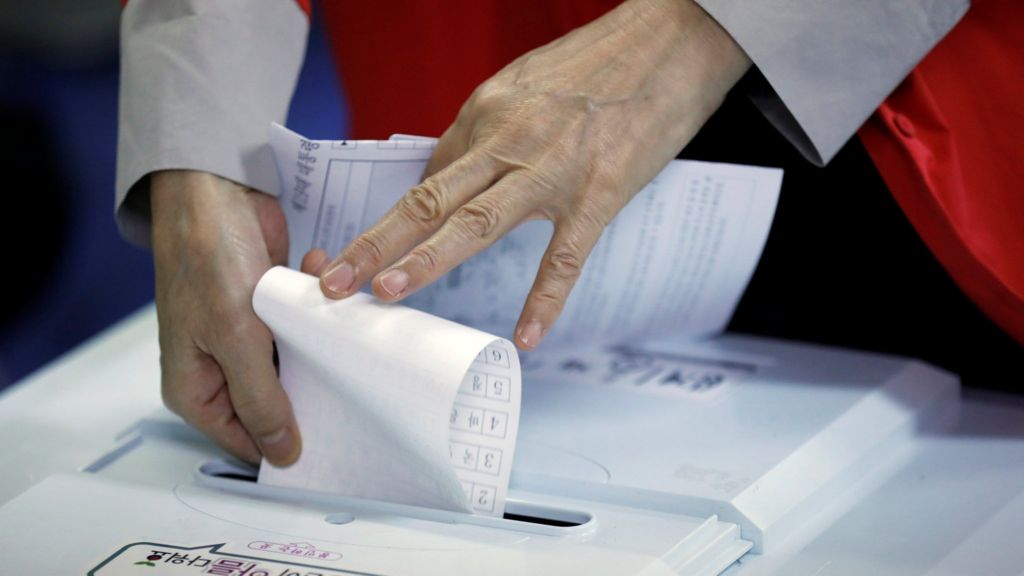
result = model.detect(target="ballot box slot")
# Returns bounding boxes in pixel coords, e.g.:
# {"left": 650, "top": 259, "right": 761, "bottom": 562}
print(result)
{"left": 502, "top": 499, "right": 590, "bottom": 527}
{"left": 195, "top": 459, "right": 596, "bottom": 537}
{"left": 502, "top": 511, "right": 578, "bottom": 527}
{"left": 209, "top": 470, "right": 260, "bottom": 483}
{"left": 198, "top": 459, "right": 260, "bottom": 482}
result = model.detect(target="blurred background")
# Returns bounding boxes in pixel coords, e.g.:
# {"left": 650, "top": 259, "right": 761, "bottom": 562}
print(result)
{"left": 0, "top": 1, "right": 347, "bottom": 391}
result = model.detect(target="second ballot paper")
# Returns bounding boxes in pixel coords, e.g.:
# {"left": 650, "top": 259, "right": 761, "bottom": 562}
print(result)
{"left": 271, "top": 124, "right": 783, "bottom": 346}
{"left": 257, "top": 124, "right": 782, "bottom": 516}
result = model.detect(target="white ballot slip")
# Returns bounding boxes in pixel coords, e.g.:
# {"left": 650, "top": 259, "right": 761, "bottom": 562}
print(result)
{"left": 270, "top": 124, "right": 783, "bottom": 345}
{"left": 253, "top": 266, "right": 521, "bottom": 517}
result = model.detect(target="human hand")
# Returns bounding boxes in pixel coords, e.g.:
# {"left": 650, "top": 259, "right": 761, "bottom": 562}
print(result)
{"left": 151, "top": 170, "right": 301, "bottom": 466}
{"left": 308, "top": 0, "right": 750, "bottom": 350}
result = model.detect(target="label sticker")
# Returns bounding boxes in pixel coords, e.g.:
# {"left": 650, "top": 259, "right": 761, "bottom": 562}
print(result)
{"left": 523, "top": 345, "right": 756, "bottom": 399}
{"left": 89, "top": 542, "right": 376, "bottom": 576}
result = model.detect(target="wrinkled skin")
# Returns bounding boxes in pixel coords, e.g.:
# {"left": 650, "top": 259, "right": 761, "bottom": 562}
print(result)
{"left": 151, "top": 0, "right": 749, "bottom": 466}
{"left": 311, "top": 0, "right": 750, "bottom": 350}
{"left": 151, "top": 170, "right": 300, "bottom": 466}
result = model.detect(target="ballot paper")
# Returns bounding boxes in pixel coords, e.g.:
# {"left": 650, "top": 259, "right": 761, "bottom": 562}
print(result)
{"left": 253, "top": 266, "right": 521, "bottom": 516}
{"left": 260, "top": 124, "right": 781, "bottom": 517}
{"left": 270, "top": 124, "right": 783, "bottom": 345}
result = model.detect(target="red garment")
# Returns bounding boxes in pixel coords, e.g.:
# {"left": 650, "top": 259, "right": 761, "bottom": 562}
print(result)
{"left": 319, "top": 1, "right": 617, "bottom": 139}
{"left": 859, "top": 0, "right": 1024, "bottom": 345}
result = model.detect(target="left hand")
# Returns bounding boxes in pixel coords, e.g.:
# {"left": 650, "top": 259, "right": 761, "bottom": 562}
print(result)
{"left": 151, "top": 170, "right": 301, "bottom": 467}
{"left": 307, "top": 0, "right": 750, "bottom": 350}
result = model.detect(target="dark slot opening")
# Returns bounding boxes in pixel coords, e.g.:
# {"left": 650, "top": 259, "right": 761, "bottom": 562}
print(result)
{"left": 502, "top": 512, "right": 582, "bottom": 527}
{"left": 213, "top": 471, "right": 258, "bottom": 483}
{"left": 199, "top": 460, "right": 259, "bottom": 483}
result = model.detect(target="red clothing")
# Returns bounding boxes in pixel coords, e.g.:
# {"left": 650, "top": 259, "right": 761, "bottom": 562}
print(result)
{"left": 320, "top": 1, "right": 1023, "bottom": 345}
{"left": 859, "top": 0, "right": 1024, "bottom": 345}
{"left": 319, "top": 1, "right": 617, "bottom": 139}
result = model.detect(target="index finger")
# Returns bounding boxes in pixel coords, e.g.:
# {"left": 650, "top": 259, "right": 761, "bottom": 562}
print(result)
{"left": 319, "top": 146, "right": 502, "bottom": 299}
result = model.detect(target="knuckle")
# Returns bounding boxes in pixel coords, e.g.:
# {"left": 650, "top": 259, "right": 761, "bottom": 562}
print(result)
{"left": 158, "top": 366, "right": 195, "bottom": 422}
{"left": 398, "top": 182, "right": 447, "bottom": 228}
{"left": 469, "top": 78, "right": 510, "bottom": 112}
{"left": 160, "top": 381, "right": 183, "bottom": 416}
{"left": 408, "top": 244, "right": 442, "bottom": 273}
{"left": 231, "top": 394, "right": 283, "bottom": 434}
{"left": 532, "top": 287, "right": 565, "bottom": 307}
{"left": 350, "top": 232, "right": 387, "bottom": 269}
{"left": 546, "top": 247, "right": 584, "bottom": 280}
{"left": 451, "top": 201, "right": 501, "bottom": 240}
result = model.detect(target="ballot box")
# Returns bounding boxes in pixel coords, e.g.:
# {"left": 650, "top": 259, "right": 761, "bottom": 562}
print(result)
{"left": 2, "top": 304, "right": 991, "bottom": 576}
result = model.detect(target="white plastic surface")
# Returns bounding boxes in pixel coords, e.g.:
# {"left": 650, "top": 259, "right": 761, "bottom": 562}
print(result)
{"left": 0, "top": 472, "right": 748, "bottom": 575}
{"left": 727, "top": 392, "right": 1024, "bottom": 576}
{"left": 2, "top": 304, "right": 1023, "bottom": 575}
{"left": 514, "top": 337, "right": 960, "bottom": 551}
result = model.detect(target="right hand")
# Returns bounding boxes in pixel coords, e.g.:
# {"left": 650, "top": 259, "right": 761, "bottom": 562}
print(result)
{"left": 151, "top": 170, "right": 301, "bottom": 467}
{"left": 309, "top": 0, "right": 749, "bottom": 351}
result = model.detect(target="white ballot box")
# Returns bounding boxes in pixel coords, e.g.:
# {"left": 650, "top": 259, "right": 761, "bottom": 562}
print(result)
{"left": 3, "top": 305, "right": 1024, "bottom": 575}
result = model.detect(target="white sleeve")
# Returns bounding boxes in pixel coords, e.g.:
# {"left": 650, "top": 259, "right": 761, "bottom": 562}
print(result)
{"left": 115, "top": 0, "right": 309, "bottom": 247}
{"left": 693, "top": 0, "right": 969, "bottom": 165}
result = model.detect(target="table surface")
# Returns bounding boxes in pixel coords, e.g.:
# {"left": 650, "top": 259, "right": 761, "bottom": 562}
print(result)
{"left": 2, "top": 303, "right": 1023, "bottom": 575}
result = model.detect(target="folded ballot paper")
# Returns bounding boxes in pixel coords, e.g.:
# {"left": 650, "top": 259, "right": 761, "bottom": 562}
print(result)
{"left": 256, "top": 124, "right": 783, "bottom": 516}
{"left": 254, "top": 266, "right": 519, "bottom": 516}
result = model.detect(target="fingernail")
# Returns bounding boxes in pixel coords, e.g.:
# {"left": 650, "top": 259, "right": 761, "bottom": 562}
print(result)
{"left": 258, "top": 427, "right": 299, "bottom": 466}
{"left": 378, "top": 269, "right": 409, "bottom": 297}
{"left": 518, "top": 319, "right": 545, "bottom": 349}
{"left": 324, "top": 261, "right": 355, "bottom": 294}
